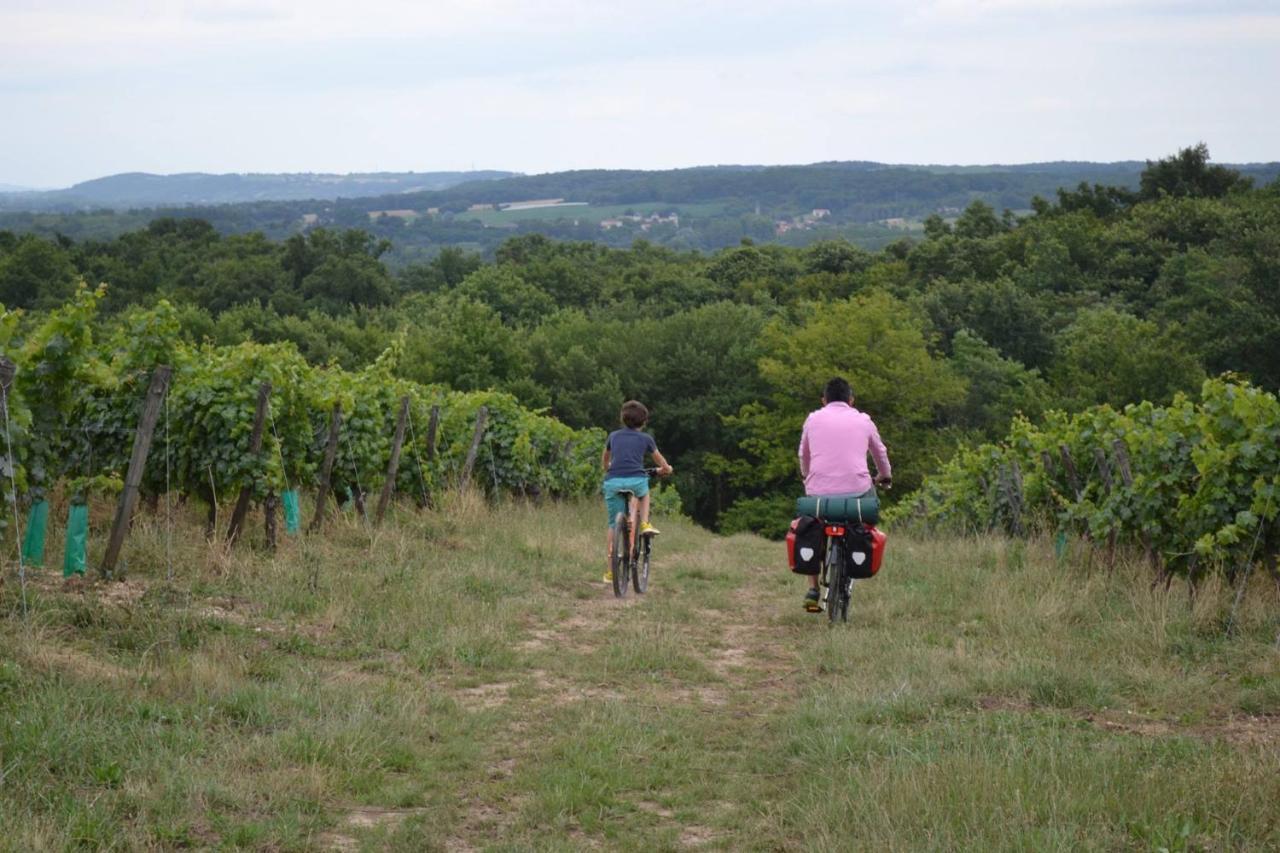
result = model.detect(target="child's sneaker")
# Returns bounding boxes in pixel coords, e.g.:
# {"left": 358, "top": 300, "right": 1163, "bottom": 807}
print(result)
{"left": 639, "top": 521, "right": 660, "bottom": 536}
{"left": 603, "top": 571, "right": 613, "bottom": 583}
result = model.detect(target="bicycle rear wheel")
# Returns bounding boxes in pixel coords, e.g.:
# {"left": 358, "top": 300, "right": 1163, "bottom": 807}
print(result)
{"left": 826, "top": 540, "right": 848, "bottom": 624}
{"left": 611, "top": 513, "right": 631, "bottom": 598}
{"left": 633, "top": 534, "right": 651, "bottom": 594}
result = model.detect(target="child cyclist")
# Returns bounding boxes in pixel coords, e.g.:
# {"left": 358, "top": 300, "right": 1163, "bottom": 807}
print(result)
{"left": 602, "top": 400, "right": 673, "bottom": 582}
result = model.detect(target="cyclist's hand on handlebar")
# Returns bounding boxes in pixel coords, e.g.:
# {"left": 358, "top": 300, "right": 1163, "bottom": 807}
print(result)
{"left": 875, "top": 474, "right": 892, "bottom": 489}
{"left": 659, "top": 464, "right": 673, "bottom": 477}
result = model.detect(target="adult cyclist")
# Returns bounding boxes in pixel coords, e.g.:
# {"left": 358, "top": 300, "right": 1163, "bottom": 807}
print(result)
{"left": 798, "top": 377, "right": 892, "bottom": 612}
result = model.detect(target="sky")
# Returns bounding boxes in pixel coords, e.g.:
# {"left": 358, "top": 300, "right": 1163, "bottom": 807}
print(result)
{"left": 1, "top": 0, "right": 1278, "bottom": 188}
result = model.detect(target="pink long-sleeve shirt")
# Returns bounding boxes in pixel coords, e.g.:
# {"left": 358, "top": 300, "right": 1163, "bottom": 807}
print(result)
{"left": 798, "top": 402, "right": 891, "bottom": 496}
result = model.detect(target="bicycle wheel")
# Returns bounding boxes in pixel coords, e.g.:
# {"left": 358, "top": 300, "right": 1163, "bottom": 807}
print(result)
{"left": 611, "top": 512, "right": 631, "bottom": 598}
{"left": 826, "top": 539, "right": 848, "bottom": 624}
{"left": 633, "top": 533, "right": 650, "bottom": 594}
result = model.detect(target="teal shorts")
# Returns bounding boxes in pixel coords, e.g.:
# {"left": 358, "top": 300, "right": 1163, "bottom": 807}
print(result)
{"left": 603, "top": 476, "right": 650, "bottom": 527}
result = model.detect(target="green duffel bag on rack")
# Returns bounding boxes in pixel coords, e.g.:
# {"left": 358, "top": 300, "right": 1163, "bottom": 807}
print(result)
{"left": 795, "top": 492, "right": 880, "bottom": 526}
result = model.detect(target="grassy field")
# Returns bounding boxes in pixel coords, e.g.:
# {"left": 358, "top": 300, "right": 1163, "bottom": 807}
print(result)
{"left": 1, "top": 495, "right": 1277, "bottom": 850}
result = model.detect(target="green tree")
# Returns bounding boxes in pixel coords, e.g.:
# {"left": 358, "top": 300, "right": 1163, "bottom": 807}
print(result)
{"left": 1138, "top": 143, "right": 1253, "bottom": 201}
{"left": 1049, "top": 306, "right": 1205, "bottom": 409}
{"left": 725, "top": 291, "right": 966, "bottom": 507}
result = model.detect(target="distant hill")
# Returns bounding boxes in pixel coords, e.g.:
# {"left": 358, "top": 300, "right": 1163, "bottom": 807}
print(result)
{"left": 0, "top": 170, "right": 518, "bottom": 211}
{"left": 364, "top": 159, "right": 1280, "bottom": 212}
{"left": 2, "top": 158, "right": 1276, "bottom": 257}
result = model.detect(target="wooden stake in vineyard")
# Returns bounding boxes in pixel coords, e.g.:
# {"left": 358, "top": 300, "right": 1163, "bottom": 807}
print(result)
{"left": 425, "top": 405, "right": 440, "bottom": 462}
{"left": 460, "top": 406, "right": 488, "bottom": 490}
{"left": 375, "top": 396, "right": 411, "bottom": 525}
{"left": 101, "top": 365, "right": 172, "bottom": 579}
{"left": 1093, "top": 446, "right": 1117, "bottom": 568}
{"left": 264, "top": 490, "right": 278, "bottom": 552}
{"left": 310, "top": 402, "right": 342, "bottom": 531}
{"left": 226, "top": 382, "right": 271, "bottom": 546}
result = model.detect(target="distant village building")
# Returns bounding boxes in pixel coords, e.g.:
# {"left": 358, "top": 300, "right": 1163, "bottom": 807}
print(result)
{"left": 811, "top": 208, "right": 831, "bottom": 219}
{"left": 468, "top": 203, "right": 496, "bottom": 211}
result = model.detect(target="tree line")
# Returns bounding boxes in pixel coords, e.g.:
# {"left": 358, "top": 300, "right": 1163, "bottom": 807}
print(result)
{"left": 1, "top": 145, "right": 1276, "bottom": 531}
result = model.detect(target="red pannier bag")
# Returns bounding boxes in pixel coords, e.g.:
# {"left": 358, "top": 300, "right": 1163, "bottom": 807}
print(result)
{"left": 844, "top": 523, "right": 887, "bottom": 579}
{"left": 868, "top": 524, "right": 886, "bottom": 575}
{"left": 786, "top": 515, "right": 823, "bottom": 575}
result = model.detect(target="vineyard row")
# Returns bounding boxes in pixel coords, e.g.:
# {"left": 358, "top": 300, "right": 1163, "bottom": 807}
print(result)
{"left": 1, "top": 288, "right": 605, "bottom": 579}
{"left": 903, "top": 377, "right": 1280, "bottom": 586}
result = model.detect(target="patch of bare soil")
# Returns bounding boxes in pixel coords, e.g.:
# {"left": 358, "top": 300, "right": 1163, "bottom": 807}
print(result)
{"left": 679, "top": 824, "right": 724, "bottom": 848}
{"left": 977, "top": 696, "right": 1036, "bottom": 713}
{"left": 455, "top": 681, "right": 514, "bottom": 710}
{"left": 1084, "top": 710, "right": 1280, "bottom": 745}
{"left": 978, "top": 696, "right": 1280, "bottom": 746}
{"left": 444, "top": 794, "right": 527, "bottom": 852}
{"left": 29, "top": 646, "right": 131, "bottom": 682}
{"left": 530, "top": 669, "right": 624, "bottom": 705}
{"left": 319, "top": 806, "right": 431, "bottom": 851}
{"left": 516, "top": 600, "right": 632, "bottom": 653}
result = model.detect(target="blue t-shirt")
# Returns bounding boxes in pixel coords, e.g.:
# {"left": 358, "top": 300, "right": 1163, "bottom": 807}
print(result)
{"left": 605, "top": 428, "right": 657, "bottom": 478}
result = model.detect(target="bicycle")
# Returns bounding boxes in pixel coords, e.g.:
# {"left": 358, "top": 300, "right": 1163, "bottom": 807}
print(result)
{"left": 818, "top": 519, "right": 854, "bottom": 623}
{"left": 609, "top": 467, "right": 663, "bottom": 598}
{"left": 814, "top": 479, "right": 890, "bottom": 624}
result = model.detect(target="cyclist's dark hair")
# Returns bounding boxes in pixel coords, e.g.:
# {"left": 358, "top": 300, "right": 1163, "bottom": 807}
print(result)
{"left": 620, "top": 400, "right": 649, "bottom": 429}
{"left": 824, "top": 377, "right": 853, "bottom": 404}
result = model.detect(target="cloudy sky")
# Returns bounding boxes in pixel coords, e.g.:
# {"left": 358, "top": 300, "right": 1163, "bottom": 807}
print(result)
{"left": 2, "top": 0, "right": 1277, "bottom": 188}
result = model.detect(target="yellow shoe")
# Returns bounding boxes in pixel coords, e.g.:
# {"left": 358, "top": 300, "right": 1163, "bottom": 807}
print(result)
{"left": 603, "top": 571, "right": 613, "bottom": 583}
{"left": 639, "top": 521, "right": 660, "bottom": 536}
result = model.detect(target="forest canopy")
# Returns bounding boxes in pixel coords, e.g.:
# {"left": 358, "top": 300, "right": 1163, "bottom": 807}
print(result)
{"left": 2, "top": 146, "right": 1276, "bottom": 531}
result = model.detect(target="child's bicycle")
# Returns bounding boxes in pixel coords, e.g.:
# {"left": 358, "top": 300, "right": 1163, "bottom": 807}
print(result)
{"left": 609, "top": 467, "right": 663, "bottom": 598}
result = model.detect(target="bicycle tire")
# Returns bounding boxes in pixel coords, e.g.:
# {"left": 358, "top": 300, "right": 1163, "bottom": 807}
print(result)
{"left": 633, "top": 534, "right": 650, "bottom": 594}
{"left": 827, "top": 539, "right": 848, "bottom": 624}
{"left": 611, "top": 513, "right": 631, "bottom": 598}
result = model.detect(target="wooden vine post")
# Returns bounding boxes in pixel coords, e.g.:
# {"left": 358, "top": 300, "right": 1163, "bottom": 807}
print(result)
{"left": 0, "top": 357, "right": 14, "bottom": 425}
{"left": 375, "top": 396, "right": 411, "bottom": 525}
{"left": 101, "top": 365, "right": 172, "bottom": 579}
{"left": 226, "top": 382, "right": 271, "bottom": 546}
{"left": 425, "top": 405, "right": 440, "bottom": 461}
{"left": 264, "top": 491, "right": 278, "bottom": 551}
{"left": 1058, "top": 444, "right": 1093, "bottom": 544}
{"left": 1093, "top": 446, "right": 1118, "bottom": 567}
{"left": 418, "top": 404, "right": 440, "bottom": 508}
{"left": 460, "top": 406, "right": 489, "bottom": 490}
{"left": 310, "top": 402, "right": 342, "bottom": 531}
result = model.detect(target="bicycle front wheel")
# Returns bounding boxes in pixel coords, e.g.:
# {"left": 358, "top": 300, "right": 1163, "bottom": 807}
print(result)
{"left": 611, "top": 513, "right": 631, "bottom": 598}
{"left": 633, "top": 535, "right": 650, "bottom": 594}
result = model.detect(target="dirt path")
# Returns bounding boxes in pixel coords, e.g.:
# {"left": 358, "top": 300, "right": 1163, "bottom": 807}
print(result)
{"left": 430, "top": 548, "right": 804, "bottom": 850}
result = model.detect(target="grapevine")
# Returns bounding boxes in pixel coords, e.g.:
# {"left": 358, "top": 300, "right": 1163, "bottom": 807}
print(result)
{"left": 0, "top": 292, "right": 605, "bottom": 553}
{"left": 903, "top": 378, "right": 1280, "bottom": 579}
